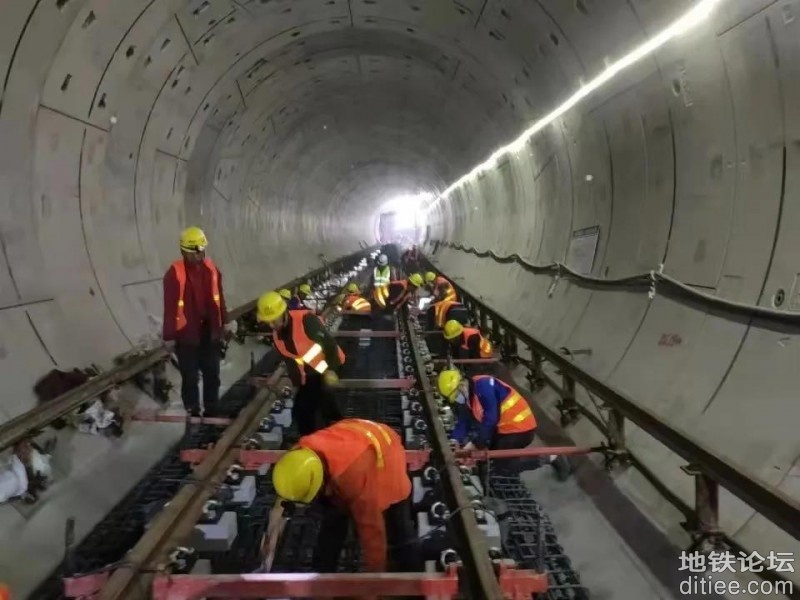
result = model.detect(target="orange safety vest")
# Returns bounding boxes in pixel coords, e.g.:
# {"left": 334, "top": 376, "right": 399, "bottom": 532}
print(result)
{"left": 461, "top": 328, "right": 493, "bottom": 358}
{"left": 433, "top": 300, "right": 460, "bottom": 328}
{"left": 300, "top": 419, "right": 411, "bottom": 504}
{"left": 172, "top": 258, "right": 222, "bottom": 332}
{"left": 343, "top": 294, "right": 371, "bottom": 313}
{"left": 435, "top": 276, "right": 457, "bottom": 303}
{"left": 469, "top": 376, "right": 536, "bottom": 434}
{"left": 272, "top": 310, "right": 346, "bottom": 385}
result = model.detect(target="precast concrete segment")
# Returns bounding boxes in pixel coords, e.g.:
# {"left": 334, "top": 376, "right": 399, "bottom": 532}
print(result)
{"left": 2, "top": 0, "right": 800, "bottom": 590}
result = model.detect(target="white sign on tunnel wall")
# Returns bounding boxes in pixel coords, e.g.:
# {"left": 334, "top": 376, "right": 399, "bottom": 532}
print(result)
{"left": 567, "top": 226, "right": 600, "bottom": 275}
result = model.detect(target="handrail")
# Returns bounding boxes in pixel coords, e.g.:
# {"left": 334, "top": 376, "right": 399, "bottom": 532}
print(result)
{"left": 0, "top": 246, "right": 374, "bottom": 452}
{"left": 423, "top": 254, "right": 800, "bottom": 543}
{"left": 430, "top": 240, "right": 800, "bottom": 325}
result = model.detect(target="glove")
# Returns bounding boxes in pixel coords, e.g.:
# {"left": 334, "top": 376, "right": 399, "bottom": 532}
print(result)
{"left": 322, "top": 370, "right": 340, "bottom": 388}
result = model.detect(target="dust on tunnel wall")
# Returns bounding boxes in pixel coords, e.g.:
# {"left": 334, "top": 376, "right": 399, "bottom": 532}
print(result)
{"left": 428, "top": 0, "right": 800, "bottom": 574}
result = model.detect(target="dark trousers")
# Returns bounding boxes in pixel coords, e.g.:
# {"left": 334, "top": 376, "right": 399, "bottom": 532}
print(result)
{"left": 293, "top": 372, "right": 343, "bottom": 436}
{"left": 175, "top": 335, "right": 220, "bottom": 416}
{"left": 482, "top": 429, "right": 537, "bottom": 479}
{"left": 313, "top": 496, "right": 420, "bottom": 573}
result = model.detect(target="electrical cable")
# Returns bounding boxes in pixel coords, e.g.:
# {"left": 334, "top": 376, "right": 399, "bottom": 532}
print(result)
{"left": 433, "top": 240, "right": 800, "bottom": 323}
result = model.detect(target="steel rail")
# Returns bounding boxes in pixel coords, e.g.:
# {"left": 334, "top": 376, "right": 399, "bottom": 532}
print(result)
{"left": 97, "top": 365, "right": 288, "bottom": 600}
{"left": 401, "top": 308, "right": 506, "bottom": 599}
{"left": 0, "top": 246, "right": 373, "bottom": 452}
{"left": 424, "top": 256, "right": 800, "bottom": 542}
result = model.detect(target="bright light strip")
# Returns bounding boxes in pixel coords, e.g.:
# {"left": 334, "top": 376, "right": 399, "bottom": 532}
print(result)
{"left": 429, "top": 0, "right": 722, "bottom": 208}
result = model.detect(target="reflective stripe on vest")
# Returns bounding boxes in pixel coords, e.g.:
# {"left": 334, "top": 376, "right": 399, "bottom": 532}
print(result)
{"left": 172, "top": 258, "right": 222, "bottom": 332}
{"left": 434, "top": 301, "right": 457, "bottom": 328}
{"left": 373, "top": 285, "right": 389, "bottom": 307}
{"left": 337, "top": 419, "right": 393, "bottom": 468}
{"left": 461, "top": 328, "right": 493, "bottom": 358}
{"left": 345, "top": 295, "right": 371, "bottom": 312}
{"left": 272, "top": 310, "right": 345, "bottom": 385}
{"left": 469, "top": 376, "right": 536, "bottom": 434}
{"left": 374, "top": 266, "right": 391, "bottom": 286}
{"left": 435, "top": 277, "right": 457, "bottom": 303}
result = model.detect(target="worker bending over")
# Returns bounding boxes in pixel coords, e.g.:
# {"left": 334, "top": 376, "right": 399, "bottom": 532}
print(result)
{"left": 163, "top": 227, "right": 229, "bottom": 417}
{"left": 425, "top": 272, "right": 458, "bottom": 303}
{"left": 341, "top": 283, "right": 371, "bottom": 312}
{"left": 385, "top": 273, "right": 424, "bottom": 311}
{"left": 438, "top": 370, "right": 570, "bottom": 479}
{"left": 370, "top": 254, "right": 396, "bottom": 308}
{"left": 272, "top": 419, "right": 418, "bottom": 572}
{"left": 443, "top": 320, "right": 493, "bottom": 359}
{"left": 288, "top": 282, "right": 313, "bottom": 311}
{"left": 257, "top": 291, "right": 344, "bottom": 435}
{"left": 428, "top": 299, "right": 469, "bottom": 330}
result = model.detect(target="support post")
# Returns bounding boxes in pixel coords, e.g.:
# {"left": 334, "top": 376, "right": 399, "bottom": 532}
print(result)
{"left": 558, "top": 374, "right": 580, "bottom": 426}
{"left": 681, "top": 465, "right": 723, "bottom": 551}
{"left": 479, "top": 307, "right": 489, "bottom": 332}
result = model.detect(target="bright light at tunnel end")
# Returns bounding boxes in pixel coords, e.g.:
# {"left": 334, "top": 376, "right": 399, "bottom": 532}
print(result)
{"left": 380, "top": 191, "right": 435, "bottom": 229}
{"left": 425, "top": 0, "right": 723, "bottom": 214}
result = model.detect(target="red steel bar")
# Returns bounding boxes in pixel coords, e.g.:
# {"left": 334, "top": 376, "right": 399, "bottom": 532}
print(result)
{"left": 64, "top": 573, "right": 108, "bottom": 598}
{"left": 152, "top": 571, "right": 460, "bottom": 599}
{"left": 334, "top": 330, "right": 400, "bottom": 338}
{"left": 432, "top": 358, "right": 499, "bottom": 365}
{"left": 180, "top": 446, "right": 593, "bottom": 468}
{"left": 132, "top": 411, "right": 232, "bottom": 426}
{"left": 496, "top": 564, "right": 549, "bottom": 597}
{"left": 250, "top": 376, "right": 413, "bottom": 390}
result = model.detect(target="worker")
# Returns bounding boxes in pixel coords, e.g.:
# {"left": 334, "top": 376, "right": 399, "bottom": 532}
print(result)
{"left": 425, "top": 272, "right": 458, "bottom": 303}
{"left": 428, "top": 299, "right": 470, "bottom": 330}
{"left": 385, "top": 273, "right": 424, "bottom": 310}
{"left": 341, "top": 283, "right": 371, "bottom": 313}
{"left": 443, "top": 320, "right": 493, "bottom": 359}
{"left": 256, "top": 291, "right": 344, "bottom": 435}
{"left": 163, "top": 226, "right": 229, "bottom": 417}
{"left": 289, "top": 282, "right": 313, "bottom": 311}
{"left": 370, "top": 254, "right": 395, "bottom": 308}
{"left": 401, "top": 245, "right": 420, "bottom": 273}
{"left": 272, "top": 419, "right": 418, "bottom": 573}
{"left": 278, "top": 288, "right": 292, "bottom": 301}
{"left": 437, "top": 370, "right": 571, "bottom": 479}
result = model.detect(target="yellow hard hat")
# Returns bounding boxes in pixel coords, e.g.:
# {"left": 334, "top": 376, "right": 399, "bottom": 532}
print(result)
{"left": 443, "top": 320, "right": 464, "bottom": 340}
{"left": 425, "top": 272, "right": 436, "bottom": 284}
{"left": 438, "top": 369, "right": 463, "bottom": 401}
{"left": 180, "top": 226, "right": 208, "bottom": 252}
{"left": 335, "top": 293, "right": 346, "bottom": 305}
{"left": 277, "top": 288, "right": 292, "bottom": 300}
{"left": 409, "top": 273, "right": 424, "bottom": 288}
{"left": 298, "top": 283, "right": 312, "bottom": 296}
{"left": 273, "top": 447, "right": 324, "bottom": 503}
{"left": 346, "top": 283, "right": 360, "bottom": 294}
{"left": 257, "top": 291, "right": 287, "bottom": 323}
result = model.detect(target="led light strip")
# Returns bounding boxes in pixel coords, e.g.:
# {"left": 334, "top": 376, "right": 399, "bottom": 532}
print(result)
{"left": 428, "top": 0, "right": 723, "bottom": 210}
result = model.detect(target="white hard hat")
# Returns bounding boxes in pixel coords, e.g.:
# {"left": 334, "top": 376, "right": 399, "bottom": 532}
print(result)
{"left": 377, "top": 254, "right": 388, "bottom": 266}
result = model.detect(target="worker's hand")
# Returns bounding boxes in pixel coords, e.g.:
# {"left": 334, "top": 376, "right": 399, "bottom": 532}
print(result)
{"left": 322, "top": 370, "right": 340, "bottom": 388}
{"left": 462, "top": 441, "right": 476, "bottom": 453}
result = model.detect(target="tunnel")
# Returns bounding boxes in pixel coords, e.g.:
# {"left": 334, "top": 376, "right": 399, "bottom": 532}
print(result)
{"left": 1, "top": 0, "right": 799, "bottom": 597}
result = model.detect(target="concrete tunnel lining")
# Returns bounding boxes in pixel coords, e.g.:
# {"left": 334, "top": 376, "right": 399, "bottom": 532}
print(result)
{"left": 0, "top": 0, "right": 799, "bottom": 593}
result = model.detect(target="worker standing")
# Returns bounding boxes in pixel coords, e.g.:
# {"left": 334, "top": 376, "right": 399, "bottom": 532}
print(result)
{"left": 288, "top": 282, "right": 313, "bottom": 311}
{"left": 442, "top": 320, "right": 493, "bottom": 359}
{"left": 256, "top": 291, "right": 344, "bottom": 435}
{"left": 341, "top": 283, "right": 371, "bottom": 313}
{"left": 271, "top": 419, "right": 418, "bottom": 573}
{"left": 437, "top": 370, "right": 571, "bottom": 479}
{"left": 425, "top": 272, "right": 458, "bottom": 303}
{"left": 163, "top": 227, "right": 228, "bottom": 417}
{"left": 370, "top": 254, "right": 395, "bottom": 309}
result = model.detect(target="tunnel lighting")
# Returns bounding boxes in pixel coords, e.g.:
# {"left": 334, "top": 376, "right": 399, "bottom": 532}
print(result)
{"left": 381, "top": 191, "right": 434, "bottom": 229}
{"left": 428, "top": 0, "right": 722, "bottom": 209}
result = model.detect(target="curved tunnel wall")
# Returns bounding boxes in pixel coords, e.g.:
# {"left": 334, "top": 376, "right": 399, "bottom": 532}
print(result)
{"left": 427, "top": 0, "right": 800, "bottom": 572}
{"left": 0, "top": 0, "right": 798, "bottom": 589}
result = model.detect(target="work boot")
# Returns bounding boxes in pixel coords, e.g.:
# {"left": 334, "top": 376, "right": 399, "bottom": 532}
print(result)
{"left": 550, "top": 455, "right": 572, "bottom": 481}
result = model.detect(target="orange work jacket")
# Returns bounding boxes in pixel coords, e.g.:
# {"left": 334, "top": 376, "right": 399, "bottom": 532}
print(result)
{"left": 272, "top": 310, "right": 345, "bottom": 385}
